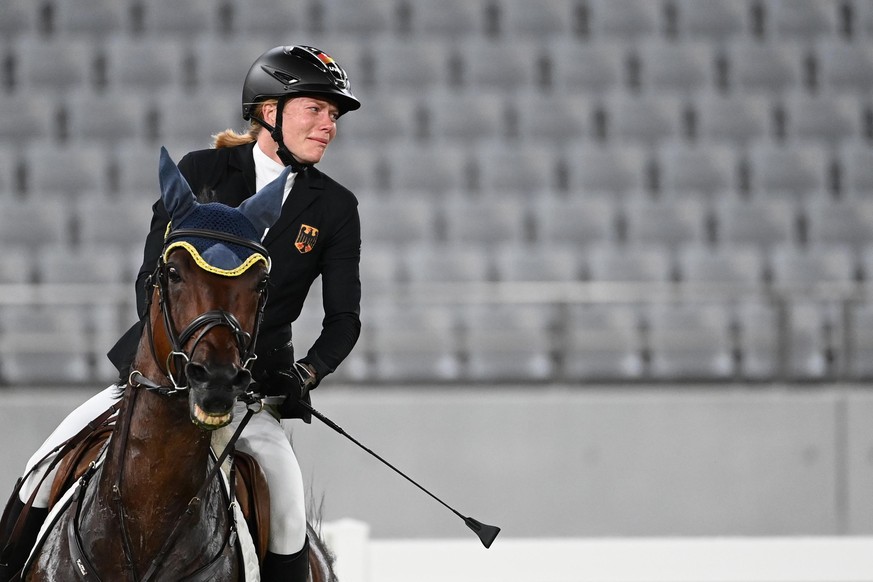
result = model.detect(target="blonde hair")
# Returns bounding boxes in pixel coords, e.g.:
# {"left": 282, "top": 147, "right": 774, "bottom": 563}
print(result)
{"left": 211, "top": 99, "right": 278, "bottom": 149}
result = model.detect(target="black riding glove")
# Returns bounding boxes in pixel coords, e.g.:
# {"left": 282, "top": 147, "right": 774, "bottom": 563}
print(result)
{"left": 262, "top": 362, "right": 317, "bottom": 418}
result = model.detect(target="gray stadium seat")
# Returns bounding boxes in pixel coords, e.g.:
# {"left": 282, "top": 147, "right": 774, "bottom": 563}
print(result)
{"left": 476, "top": 143, "right": 564, "bottom": 195}
{"left": 769, "top": 243, "right": 856, "bottom": 290}
{"left": 606, "top": 93, "right": 685, "bottom": 145}
{"left": 370, "top": 37, "right": 452, "bottom": 92}
{"left": 319, "top": 0, "right": 397, "bottom": 35}
{"left": 425, "top": 90, "right": 508, "bottom": 143}
{"left": 461, "top": 303, "right": 557, "bottom": 381}
{"left": 587, "top": 242, "right": 673, "bottom": 283}
{"left": 115, "top": 142, "right": 165, "bottom": 196}
{"left": 769, "top": 0, "right": 840, "bottom": 39}
{"left": 359, "top": 243, "right": 402, "bottom": 293}
{"left": 727, "top": 40, "right": 804, "bottom": 94}
{"left": 36, "top": 245, "right": 128, "bottom": 285}
{"left": 455, "top": 38, "right": 541, "bottom": 90}
{"left": 64, "top": 89, "right": 149, "bottom": 145}
{"left": 493, "top": 242, "right": 583, "bottom": 282}
{"left": 675, "top": 0, "right": 749, "bottom": 40}
{"left": 805, "top": 197, "right": 873, "bottom": 250}
{"left": 638, "top": 39, "right": 716, "bottom": 94}
{"left": 513, "top": 91, "right": 591, "bottom": 145}
{"left": 532, "top": 196, "right": 620, "bottom": 248}
{"left": 403, "top": 243, "right": 494, "bottom": 283}
{"left": 646, "top": 302, "right": 735, "bottom": 380}
{"left": 313, "top": 144, "right": 383, "bottom": 192}
{"left": 24, "top": 141, "right": 111, "bottom": 197}
{"left": 658, "top": 140, "right": 738, "bottom": 196}
{"left": 0, "top": 94, "right": 57, "bottom": 143}
{"left": 155, "top": 89, "right": 241, "bottom": 144}
{"left": 547, "top": 38, "right": 627, "bottom": 95}
{"left": 53, "top": 0, "right": 128, "bottom": 35}
{"left": 75, "top": 195, "right": 154, "bottom": 255}
{"left": 782, "top": 92, "right": 861, "bottom": 145}
{"left": 622, "top": 196, "right": 707, "bottom": 249}
{"left": 817, "top": 39, "right": 873, "bottom": 93}
{"left": 135, "top": 0, "right": 220, "bottom": 36}
{"left": 103, "top": 36, "right": 187, "bottom": 92}
{"left": 847, "top": 300, "right": 873, "bottom": 379}
{"left": 0, "top": 147, "right": 17, "bottom": 196}
{"left": 230, "top": 0, "right": 311, "bottom": 36}
{"left": 336, "top": 93, "right": 420, "bottom": 145}
{"left": 499, "top": 0, "right": 577, "bottom": 36}
{"left": 677, "top": 243, "right": 766, "bottom": 291}
{"left": 714, "top": 195, "right": 798, "bottom": 249}
{"left": 563, "top": 303, "right": 644, "bottom": 380}
{"left": 0, "top": 247, "right": 34, "bottom": 285}
{"left": 404, "top": 0, "right": 486, "bottom": 37}
{"left": 358, "top": 197, "right": 439, "bottom": 246}
{"left": 566, "top": 141, "right": 648, "bottom": 195}
{"left": 839, "top": 139, "right": 873, "bottom": 197}
{"left": 191, "top": 38, "right": 268, "bottom": 93}
{"left": 785, "top": 299, "right": 844, "bottom": 379}
{"left": 0, "top": 198, "right": 67, "bottom": 249}
{"left": 734, "top": 300, "right": 780, "bottom": 379}
{"left": 747, "top": 140, "right": 829, "bottom": 198}
{"left": 442, "top": 195, "right": 528, "bottom": 247}
{"left": 0, "top": 306, "right": 92, "bottom": 384}
{"left": 695, "top": 90, "right": 773, "bottom": 145}
{"left": 14, "top": 37, "right": 95, "bottom": 92}
{"left": 367, "top": 301, "right": 461, "bottom": 382}
{"left": 384, "top": 144, "right": 469, "bottom": 194}
{"left": 0, "top": 0, "right": 39, "bottom": 38}
{"left": 588, "top": 0, "right": 663, "bottom": 38}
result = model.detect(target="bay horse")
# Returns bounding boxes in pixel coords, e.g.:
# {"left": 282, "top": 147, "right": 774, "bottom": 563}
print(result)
{"left": 20, "top": 148, "right": 335, "bottom": 581}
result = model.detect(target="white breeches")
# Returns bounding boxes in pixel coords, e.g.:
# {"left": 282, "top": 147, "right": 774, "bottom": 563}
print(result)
{"left": 18, "top": 386, "right": 306, "bottom": 555}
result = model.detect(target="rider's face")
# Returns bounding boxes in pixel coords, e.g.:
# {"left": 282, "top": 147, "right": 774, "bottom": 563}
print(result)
{"left": 263, "top": 96, "right": 339, "bottom": 165}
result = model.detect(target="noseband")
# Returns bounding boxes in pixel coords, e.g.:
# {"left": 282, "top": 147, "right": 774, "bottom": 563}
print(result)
{"left": 140, "top": 228, "right": 270, "bottom": 394}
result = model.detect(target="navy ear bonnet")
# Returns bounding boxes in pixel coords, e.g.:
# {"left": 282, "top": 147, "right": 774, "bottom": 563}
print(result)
{"left": 158, "top": 146, "right": 290, "bottom": 276}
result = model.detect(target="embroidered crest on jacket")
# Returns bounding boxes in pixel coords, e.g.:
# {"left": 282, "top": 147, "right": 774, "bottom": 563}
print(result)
{"left": 295, "top": 224, "right": 319, "bottom": 253}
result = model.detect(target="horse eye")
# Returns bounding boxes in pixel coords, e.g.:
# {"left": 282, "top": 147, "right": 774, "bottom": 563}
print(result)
{"left": 167, "top": 266, "right": 182, "bottom": 283}
{"left": 257, "top": 276, "right": 269, "bottom": 292}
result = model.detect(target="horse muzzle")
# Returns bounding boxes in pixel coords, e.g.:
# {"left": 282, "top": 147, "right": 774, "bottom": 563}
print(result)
{"left": 185, "top": 362, "right": 253, "bottom": 430}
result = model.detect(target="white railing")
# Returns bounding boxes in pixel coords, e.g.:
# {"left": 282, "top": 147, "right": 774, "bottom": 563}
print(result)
{"left": 322, "top": 520, "right": 873, "bottom": 582}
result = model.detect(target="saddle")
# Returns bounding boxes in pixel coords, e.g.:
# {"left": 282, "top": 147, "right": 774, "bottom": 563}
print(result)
{"left": 46, "top": 424, "right": 272, "bottom": 563}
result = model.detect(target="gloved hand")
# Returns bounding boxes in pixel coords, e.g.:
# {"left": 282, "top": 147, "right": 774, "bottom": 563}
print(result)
{"left": 270, "top": 362, "right": 317, "bottom": 418}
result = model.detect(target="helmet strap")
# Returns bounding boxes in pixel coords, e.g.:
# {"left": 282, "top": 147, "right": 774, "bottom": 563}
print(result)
{"left": 251, "top": 98, "right": 310, "bottom": 173}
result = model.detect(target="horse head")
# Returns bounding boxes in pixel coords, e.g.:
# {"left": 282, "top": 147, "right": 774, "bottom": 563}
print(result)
{"left": 138, "top": 147, "right": 290, "bottom": 430}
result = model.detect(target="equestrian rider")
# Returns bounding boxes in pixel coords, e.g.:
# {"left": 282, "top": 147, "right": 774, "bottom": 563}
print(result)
{"left": 0, "top": 45, "right": 362, "bottom": 582}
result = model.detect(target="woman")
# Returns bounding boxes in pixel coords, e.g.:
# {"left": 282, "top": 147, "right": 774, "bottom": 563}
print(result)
{"left": 1, "top": 45, "right": 362, "bottom": 582}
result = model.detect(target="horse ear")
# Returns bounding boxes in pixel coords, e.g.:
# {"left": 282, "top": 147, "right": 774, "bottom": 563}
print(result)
{"left": 158, "top": 146, "right": 197, "bottom": 224}
{"left": 237, "top": 165, "right": 293, "bottom": 237}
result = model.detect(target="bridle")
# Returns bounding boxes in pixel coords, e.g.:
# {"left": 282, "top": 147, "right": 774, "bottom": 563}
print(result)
{"left": 138, "top": 227, "right": 270, "bottom": 395}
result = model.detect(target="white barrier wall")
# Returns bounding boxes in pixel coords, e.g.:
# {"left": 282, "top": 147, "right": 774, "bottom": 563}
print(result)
{"left": 322, "top": 519, "right": 873, "bottom": 582}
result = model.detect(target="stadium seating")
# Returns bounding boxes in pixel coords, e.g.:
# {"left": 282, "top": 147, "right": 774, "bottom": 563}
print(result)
{"left": 3, "top": 0, "right": 873, "bottom": 385}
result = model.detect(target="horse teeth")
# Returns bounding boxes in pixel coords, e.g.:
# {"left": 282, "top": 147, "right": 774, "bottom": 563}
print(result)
{"left": 194, "top": 404, "right": 230, "bottom": 427}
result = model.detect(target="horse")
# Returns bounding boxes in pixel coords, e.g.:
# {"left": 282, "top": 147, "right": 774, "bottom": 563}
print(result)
{"left": 19, "top": 148, "right": 335, "bottom": 582}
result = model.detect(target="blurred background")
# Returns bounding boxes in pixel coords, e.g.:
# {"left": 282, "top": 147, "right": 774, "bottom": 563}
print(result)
{"left": 1, "top": 0, "right": 873, "bottom": 541}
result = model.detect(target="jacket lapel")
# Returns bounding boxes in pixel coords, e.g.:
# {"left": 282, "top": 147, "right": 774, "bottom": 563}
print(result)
{"left": 263, "top": 167, "right": 324, "bottom": 247}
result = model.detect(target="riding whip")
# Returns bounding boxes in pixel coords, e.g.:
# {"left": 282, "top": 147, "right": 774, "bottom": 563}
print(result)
{"left": 297, "top": 400, "right": 501, "bottom": 548}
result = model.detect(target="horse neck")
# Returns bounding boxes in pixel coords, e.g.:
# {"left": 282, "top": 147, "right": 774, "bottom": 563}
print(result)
{"left": 98, "top": 385, "right": 213, "bottom": 512}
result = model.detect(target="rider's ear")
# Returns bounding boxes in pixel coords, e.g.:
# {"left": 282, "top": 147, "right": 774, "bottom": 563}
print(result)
{"left": 158, "top": 146, "right": 198, "bottom": 225}
{"left": 238, "top": 165, "right": 292, "bottom": 238}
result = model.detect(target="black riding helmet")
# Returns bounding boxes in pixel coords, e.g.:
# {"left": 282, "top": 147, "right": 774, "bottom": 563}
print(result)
{"left": 242, "top": 45, "right": 360, "bottom": 168}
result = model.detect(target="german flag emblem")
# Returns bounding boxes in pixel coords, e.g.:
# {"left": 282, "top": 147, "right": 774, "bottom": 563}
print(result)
{"left": 295, "top": 224, "right": 319, "bottom": 253}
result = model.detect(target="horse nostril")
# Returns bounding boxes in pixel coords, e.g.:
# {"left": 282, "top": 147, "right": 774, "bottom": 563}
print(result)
{"left": 234, "top": 368, "right": 253, "bottom": 390}
{"left": 186, "top": 362, "right": 210, "bottom": 384}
